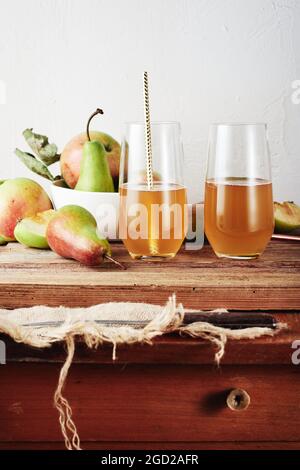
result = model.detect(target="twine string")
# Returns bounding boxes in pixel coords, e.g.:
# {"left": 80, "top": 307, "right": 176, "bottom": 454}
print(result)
{"left": 53, "top": 336, "right": 81, "bottom": 450}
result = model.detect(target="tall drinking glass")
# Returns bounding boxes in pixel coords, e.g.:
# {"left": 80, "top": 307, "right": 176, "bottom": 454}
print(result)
{"left": 119, "top": 122, "right": 187, "bottom": 259}
{"left": 205, "top": 123, "right": 274, "bottom": 259}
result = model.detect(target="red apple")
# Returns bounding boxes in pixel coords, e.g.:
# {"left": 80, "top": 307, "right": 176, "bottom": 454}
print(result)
{"left": 0, "top": 178, "right": 53, "bottom": 240}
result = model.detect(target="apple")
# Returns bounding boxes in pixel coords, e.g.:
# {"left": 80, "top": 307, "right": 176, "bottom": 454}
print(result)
{"left": 0, "top": 178, "right": 53, "bottom": 240}
{"left": 60, "top": 131, "right": 121, "bottom": 190}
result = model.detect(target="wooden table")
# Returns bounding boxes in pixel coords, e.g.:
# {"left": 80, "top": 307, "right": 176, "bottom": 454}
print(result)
{"left": 0, "top": 240, "right": 300, "bottom": 450}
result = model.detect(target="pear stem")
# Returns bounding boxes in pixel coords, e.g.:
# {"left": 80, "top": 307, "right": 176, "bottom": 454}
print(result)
{"left": 86, "top": 108, "right": 104, "bottom": 141}
{"left": 104, "top": 254, "right": 127, "bottom": 270}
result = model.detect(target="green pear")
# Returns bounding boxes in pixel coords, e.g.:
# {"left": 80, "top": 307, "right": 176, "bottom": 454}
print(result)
{"left": 60, "top": 131, "right": 120, "bottom": 190}
{"left": 75, "top": 141, "right": 114, "bottom": 192}
{"left": 46, "top": 205, "right": 124, "bottom": 268}
{"left": 74, "top": 109, "right": 114, "bottom": 192}
{"left": 14, "top": 209, "right": 56, "bottom": 249}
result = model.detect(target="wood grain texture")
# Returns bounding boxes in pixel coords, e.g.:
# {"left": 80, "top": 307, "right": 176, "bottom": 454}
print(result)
{"left": 0, "top": 240, "right": 299, "bottom": 310}
{"left": 0, "top": 363, "right": 299, "bottom": 444}
{"left": 0, "top": 441, "right": 299, "bottom": 450}
{"left": 0, "top": 240, "right": 299, "bottom": 450}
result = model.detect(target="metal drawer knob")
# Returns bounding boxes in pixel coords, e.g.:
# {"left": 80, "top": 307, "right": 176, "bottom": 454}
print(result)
{"left": 226, "top": 388, "right": 250, "bottom": 411}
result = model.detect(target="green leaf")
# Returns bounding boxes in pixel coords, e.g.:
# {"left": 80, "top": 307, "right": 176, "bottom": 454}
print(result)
{"left": 23, "top": 128, "right": 60, "bottom": 165}
{"left": 15, "top": 148, "right": 55, "bottom": 181}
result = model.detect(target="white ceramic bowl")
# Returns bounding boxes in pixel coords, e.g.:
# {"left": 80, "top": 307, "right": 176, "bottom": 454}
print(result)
{"left": 50, "top": 180, "right": 119, "bottom": 240}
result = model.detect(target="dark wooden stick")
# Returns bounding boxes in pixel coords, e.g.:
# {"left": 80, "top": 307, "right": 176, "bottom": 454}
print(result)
{"left": 22, "top": 312, "right": 277, "bottom": 330}
{"left": 184, "top": 311, "right": 277, "bottom": 329}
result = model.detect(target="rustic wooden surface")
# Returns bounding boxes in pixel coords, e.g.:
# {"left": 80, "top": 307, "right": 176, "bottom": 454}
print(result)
{"left": 0, "top": 364, "right": 300, "bottom": 446}
{"left": 1, "top": 442, "right": 300, "bottom": 450}
{"left": 0, "top": 239, "right": 299, "bottom": 450}
{"left": 0, "top": 239, "right": 299, "bottom": 310}
{"left": 1, "top": 238, "right": 300, "bottom": 366}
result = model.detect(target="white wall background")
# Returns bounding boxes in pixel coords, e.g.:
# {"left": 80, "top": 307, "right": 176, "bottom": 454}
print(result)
{"left": 0, "top": 0, "right": 299, "bottom": 203}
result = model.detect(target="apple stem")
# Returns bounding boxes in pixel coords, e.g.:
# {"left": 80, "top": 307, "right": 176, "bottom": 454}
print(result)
{"left": 86, "top": 108, "right": 104, "bottom": 141}
{"left": 104, "top": 254, "right": 127, "bottom": 270}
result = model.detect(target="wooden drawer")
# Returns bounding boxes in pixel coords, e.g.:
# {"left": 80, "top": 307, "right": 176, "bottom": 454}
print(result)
{"left": 0, "top": 363, "right": 299, "bottom": 444}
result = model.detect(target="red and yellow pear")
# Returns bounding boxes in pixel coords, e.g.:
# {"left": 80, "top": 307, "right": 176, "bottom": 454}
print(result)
{"left": 46, "top": 205, "right": 124, "bottom": 268}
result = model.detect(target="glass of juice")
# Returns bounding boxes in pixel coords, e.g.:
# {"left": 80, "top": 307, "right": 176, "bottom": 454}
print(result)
{"left": 204, "top": 123, "right": 274, "bottom": 259}
{"left": 119, "top": 122, "right": 187, "bottom": 259}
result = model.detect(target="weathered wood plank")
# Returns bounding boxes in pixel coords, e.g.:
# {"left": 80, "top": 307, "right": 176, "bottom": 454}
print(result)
{"left": 0, "top": 270, "right": 299, "bottom": 288}
{"left": 0, "top": 441, "right": 299, "bottom": 450}
{"left": 0, "top": 240, "right": 299, "bottom": 310}
{"left": 0, "top": 364, "right": 299, "bottom": 443}
{"left": 0, "top": 284, "right": 299, "bottom": 310}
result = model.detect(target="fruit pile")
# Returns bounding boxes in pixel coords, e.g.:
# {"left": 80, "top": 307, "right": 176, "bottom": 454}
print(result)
{"left": 0, "top": 179, "right": 124, "bottom": 268}
{"left": 0, "top": 109, "right": 125, "bottom": 268}
{"left": 15, "top": 108, "right": 121, "bottom": 192}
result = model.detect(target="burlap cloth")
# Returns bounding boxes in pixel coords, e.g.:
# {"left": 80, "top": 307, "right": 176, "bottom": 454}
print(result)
{"left": 0, "top": 295, "right": 286, "bottom": 450}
